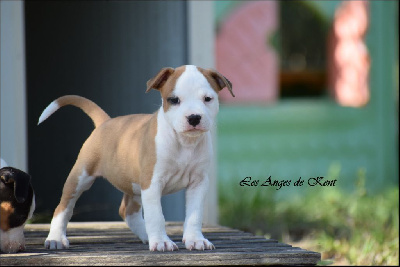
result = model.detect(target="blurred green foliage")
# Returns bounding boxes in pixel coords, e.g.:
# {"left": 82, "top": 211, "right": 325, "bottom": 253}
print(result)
{"left": 219, "top": 169, "right": 399, "bottom": 265}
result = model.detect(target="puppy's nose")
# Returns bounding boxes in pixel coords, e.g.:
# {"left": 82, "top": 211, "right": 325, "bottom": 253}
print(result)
{"left": 187, "top": 114, "right": 201, "bottom": 127}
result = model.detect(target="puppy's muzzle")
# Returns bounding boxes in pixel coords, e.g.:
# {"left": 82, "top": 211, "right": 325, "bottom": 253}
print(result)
{"left": 187, "top": 114, "right": 201, "bottom": 127}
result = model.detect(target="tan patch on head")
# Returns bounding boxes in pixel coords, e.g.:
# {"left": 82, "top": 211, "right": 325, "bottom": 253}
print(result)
{"left": 197, "top": 67, "right": 235, "bottom": 97}
{"left": 159, "top": 66, "right": 186, "bottom": 112}
{"left": 1, "top": 202, "right": 14, "bottom": 231}
{"left": 145, "top": 66, "right": 187, "bottom": 112}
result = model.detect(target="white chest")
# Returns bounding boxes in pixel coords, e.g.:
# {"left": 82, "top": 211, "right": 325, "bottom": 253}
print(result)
{"left": 154, "top": 139, "right": 211, "bottom": 195}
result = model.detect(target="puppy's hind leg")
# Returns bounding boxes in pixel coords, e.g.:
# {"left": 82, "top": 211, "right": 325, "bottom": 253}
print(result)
{"left": 44, "top": 165, "right": 96, "bottom": 249}
{"left": 119, "top": 194, "right": 148, "bottom": 244}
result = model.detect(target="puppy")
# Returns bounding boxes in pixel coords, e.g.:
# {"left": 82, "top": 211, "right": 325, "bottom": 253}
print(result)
{"left": 0, "top": 167, "right": 35, "bottom": 253}
{"left": 38, "top": 65, "right": 234, "bottom": 251}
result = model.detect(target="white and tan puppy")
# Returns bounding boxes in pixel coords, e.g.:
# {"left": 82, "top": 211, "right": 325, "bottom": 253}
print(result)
{"left": 38, "top": 65, "right": 234, "bottom": 252}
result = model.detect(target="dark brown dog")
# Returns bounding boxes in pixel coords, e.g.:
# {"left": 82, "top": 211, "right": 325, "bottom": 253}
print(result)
{"left": 0, "top": 167, "right": 35, "bottom": 253}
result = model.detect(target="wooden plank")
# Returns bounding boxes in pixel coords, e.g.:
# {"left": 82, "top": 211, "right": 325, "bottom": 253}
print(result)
{"left": 0, "top": 222, "right": 320, "bottom": 266}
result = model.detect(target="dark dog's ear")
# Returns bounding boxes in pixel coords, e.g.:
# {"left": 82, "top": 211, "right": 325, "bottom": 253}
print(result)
{"left": 14, "top": 170, "right": 31, "bottom": 203}
{"left": 207, "top": 69, "right": 235, "bottom": 97}
{"left": 146, "top": 67, "right": 175, "bottom": 93}
{"left": 1, "top": 167, "right": 31, "bottom": 203}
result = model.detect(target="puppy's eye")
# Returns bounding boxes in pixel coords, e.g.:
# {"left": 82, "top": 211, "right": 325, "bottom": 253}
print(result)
{"left": 204, "top": 96, "right": 213, "bottom": 103}
{"left": 167, "top": 97, "right": 180, "bottom": 105}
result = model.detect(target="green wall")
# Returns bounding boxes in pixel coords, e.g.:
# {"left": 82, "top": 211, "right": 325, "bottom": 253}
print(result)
{"left": 216, "top": 1, "right": 398, "bottom": 198}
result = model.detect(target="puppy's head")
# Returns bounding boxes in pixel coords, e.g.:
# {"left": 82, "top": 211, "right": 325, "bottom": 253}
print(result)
{"left": 1, "top": 167, "right": 34, "bottom": 253}
{"left": 146, "top": 65, "right": 234, "bottom": 137}
{"left": 0, "top": 167, "right": 31, "bottom": 203}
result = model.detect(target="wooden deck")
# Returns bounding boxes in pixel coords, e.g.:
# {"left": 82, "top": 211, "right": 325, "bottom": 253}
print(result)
{"left": 1, "top": 222, "right": 321, "bottom": 266}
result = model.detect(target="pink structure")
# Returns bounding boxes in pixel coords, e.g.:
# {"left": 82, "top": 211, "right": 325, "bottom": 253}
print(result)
{"left": 216, "top": 1, "right": 279, "bottom": 104}
{"left": 216, "top": 1, "right": 370, "bottom": 106}
{"left": 328, "top": 1, "right": 370, "bottom": 107}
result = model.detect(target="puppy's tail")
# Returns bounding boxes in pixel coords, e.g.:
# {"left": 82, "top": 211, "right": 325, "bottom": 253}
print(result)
{"left": 38, "top": 95, "right": 111, "bottom": 128}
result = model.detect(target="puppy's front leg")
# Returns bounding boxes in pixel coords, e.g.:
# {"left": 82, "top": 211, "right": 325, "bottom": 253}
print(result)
{"left": 141, "top": 182, "right": 178, "bottom": 252}
{"left": 182, "top": 176, "right": 215, "bottom": 250}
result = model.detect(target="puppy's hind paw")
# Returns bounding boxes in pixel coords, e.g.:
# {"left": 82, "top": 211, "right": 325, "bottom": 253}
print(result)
{"left": 135, "top": 231, "right": 148, "bottom": 244}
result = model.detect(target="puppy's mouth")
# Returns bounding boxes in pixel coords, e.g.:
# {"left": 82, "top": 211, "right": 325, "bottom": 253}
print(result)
{"left": 182, "top": 127, "right": 208, "bottom": 137}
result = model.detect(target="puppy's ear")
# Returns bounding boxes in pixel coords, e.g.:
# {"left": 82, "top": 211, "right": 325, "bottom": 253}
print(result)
{"left": 146, "top": 67, "right": 175, "bottom": 93}
{"left": 207, "top": 69, "right": 235, "bottom": 97}
{"left": 14, "top": 171, "right": 31, "bottom": 203}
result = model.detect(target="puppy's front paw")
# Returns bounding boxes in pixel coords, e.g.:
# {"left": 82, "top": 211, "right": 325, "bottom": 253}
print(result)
{"left": 183, "top": 237, "right": 215, "bottom": 251}
{"left": 44, "top": 235, "right": 69, "bottom": 249}
{"left": 149, "top": 237, "right": 178, "bottom": 252}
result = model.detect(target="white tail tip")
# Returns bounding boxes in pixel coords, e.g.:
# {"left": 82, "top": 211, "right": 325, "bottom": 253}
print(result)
{"left": 38, "top": 101, "right": 59, "bottom": 125}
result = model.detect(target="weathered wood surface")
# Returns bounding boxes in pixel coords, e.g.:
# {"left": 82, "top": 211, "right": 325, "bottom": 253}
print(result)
{"left": 1, "top": 222, "right": 321, "bottom": 266}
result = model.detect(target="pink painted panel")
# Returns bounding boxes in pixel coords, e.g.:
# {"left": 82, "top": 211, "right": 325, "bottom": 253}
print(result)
{"left": 216, "top": 1, "right": 279, "bottom": 103}
{"left": 328, "top": 0, "right": 370, "bottom": 107}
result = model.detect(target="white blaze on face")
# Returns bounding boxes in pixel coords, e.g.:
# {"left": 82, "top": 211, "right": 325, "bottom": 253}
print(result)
{"left": 164, "top": 65, "right": 219, "bottom": 135}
